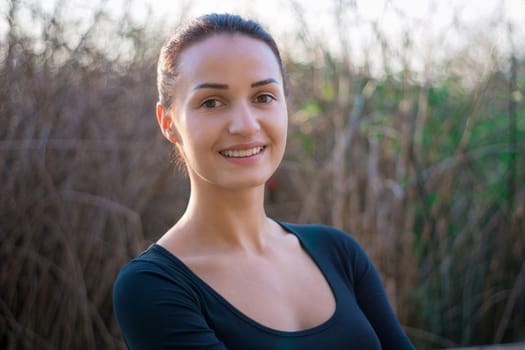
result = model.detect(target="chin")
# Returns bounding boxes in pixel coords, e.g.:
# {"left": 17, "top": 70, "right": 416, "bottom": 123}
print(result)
{"left": 221, "top": 176, "right": 269, "bottom": 191}
{"left": 191, "top": 163, "right": 278, "bottom": 192}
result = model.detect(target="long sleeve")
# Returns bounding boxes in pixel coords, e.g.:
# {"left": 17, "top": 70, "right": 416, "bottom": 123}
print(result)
{"left": 349, "top": 240, "right": 416, "bottom": 350}
{"left": 113, "top": 259, "right": 228, "bottom": 350}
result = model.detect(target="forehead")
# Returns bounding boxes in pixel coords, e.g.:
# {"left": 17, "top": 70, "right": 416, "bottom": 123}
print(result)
{"left": 176, "top": 34, "right": 282, "bottom": 85}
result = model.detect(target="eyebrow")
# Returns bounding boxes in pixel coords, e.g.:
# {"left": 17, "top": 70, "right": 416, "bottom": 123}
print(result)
{"left": 192, "top": 78, "right": 278, "bottom": 91}
{"left": 251, "top": 78, "right": 278, "bottom": 88}
{"left": 193, "top": 83, "right": 228, "bottom": 90}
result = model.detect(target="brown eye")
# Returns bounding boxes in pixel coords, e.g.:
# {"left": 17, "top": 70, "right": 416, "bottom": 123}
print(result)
{"left": 254, "top": 94, "right": 275, "bottom": 104}
{"left": 201, "top": 99, "right": 224, "bottom": 109}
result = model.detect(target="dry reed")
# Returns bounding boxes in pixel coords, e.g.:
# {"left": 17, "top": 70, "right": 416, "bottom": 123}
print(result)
{"left": 1, "top": 1, "right": 524, "bottom": 349}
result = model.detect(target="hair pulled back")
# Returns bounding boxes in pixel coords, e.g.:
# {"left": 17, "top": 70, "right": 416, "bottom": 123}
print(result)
{"left": 157, "top": 13, "right": 288, "bottom": 109}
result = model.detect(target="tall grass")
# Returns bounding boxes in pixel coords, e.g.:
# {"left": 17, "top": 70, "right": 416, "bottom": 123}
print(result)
{"left": 1, "top": 0, "right": 524, "bottom": 349}
{"left": 0, "top": 1, "right": 186, "bottom": 348}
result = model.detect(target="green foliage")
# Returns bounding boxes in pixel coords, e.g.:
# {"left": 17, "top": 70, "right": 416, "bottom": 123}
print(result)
{"left": 407, "top": 66, "right": 525, "bottom": 346}
{"left": 428, "top": 86, "right": 450, "bottom": 107}
{"left": 321, "top": 83, "right": 335, "bottom": 101}
{"left": 285, "top": 32, "right": 525, "bottom": 348}
{"left": 299, "top": 100, "right": 323, "bottom": 118}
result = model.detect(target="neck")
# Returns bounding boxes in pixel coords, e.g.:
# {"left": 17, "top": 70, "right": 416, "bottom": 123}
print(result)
{"left": 177, "top": 181, "right": 274, "bottom": 253}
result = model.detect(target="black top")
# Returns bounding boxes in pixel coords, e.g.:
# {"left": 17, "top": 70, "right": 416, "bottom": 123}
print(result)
{"left": 113, "top": 222, "right": 415, "bottom": 349}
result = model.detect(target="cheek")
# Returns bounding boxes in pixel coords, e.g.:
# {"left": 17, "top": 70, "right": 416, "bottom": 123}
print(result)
{"left": 178, "top": 118, "right": 219, "bottom": 158}
{"left": 274, "top": 108, "right": 288, "bottom": 142}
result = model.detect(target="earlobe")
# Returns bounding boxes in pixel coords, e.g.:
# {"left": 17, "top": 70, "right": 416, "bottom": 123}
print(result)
{"left": 156, "top": 102, "right": 179, "bottom": 144}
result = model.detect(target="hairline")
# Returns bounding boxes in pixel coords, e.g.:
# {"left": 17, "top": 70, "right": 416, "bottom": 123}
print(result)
{"left": 158, "top": 15, "right": 288, "bottom": 110}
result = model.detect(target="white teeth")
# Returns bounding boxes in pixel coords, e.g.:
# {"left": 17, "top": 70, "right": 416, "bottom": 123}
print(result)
{"left": 221, "top": 146, "right": 264, "bottom": 158}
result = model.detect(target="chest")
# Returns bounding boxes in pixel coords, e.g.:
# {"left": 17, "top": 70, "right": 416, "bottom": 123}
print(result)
{"left": 201, "top": 258, "right": 382, "bottom": 350}
{"left": 187, "top": 248, "right": 336, "bottom": 332}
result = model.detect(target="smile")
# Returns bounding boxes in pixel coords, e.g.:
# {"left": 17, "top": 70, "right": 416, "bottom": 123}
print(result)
{"left": 219, "top": 146, "right": 265, "bottom": 158}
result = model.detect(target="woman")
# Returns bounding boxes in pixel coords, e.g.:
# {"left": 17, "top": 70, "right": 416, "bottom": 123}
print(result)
{"left": 113, "top": 13, "right": 415, "bottom": 350}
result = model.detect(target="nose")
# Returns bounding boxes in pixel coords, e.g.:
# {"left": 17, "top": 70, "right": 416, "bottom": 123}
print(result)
{"left": 228, "top": 101, "right": 260, "bottom": 136}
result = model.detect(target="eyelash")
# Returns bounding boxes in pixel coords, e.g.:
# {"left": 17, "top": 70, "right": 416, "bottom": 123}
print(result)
{"left": 201, "top": 99, "right": 223, "bottom": 109}
{"left": 199, "top": 94, "right": 276, "bottom": 109}
{"left": 254, "top": 94, "right": 276, "bottom": 104}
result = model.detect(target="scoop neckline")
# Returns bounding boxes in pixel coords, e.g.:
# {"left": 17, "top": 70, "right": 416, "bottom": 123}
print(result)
{"left": 150, "top": 221, "right": 339, "bottom": 337}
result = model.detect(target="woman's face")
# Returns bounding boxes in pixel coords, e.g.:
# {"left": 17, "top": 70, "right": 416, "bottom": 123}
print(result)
{"left": 163, "top": 34, "right": 288, "bottom": 191}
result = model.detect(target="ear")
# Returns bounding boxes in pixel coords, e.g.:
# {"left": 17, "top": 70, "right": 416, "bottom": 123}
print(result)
{"left": 156, "top": 102, "right": 179, "bottom": 144}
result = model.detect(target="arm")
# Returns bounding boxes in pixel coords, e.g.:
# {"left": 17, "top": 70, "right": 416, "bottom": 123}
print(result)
{"left": 113, "top": 262, "right": 228, "bottom": 350}
{"left": 351, "top": 243, "right": 416, "bottom": 350}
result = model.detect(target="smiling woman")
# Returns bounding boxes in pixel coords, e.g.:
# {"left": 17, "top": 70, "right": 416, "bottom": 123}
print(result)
{"left": 112, "top": 13, "right": 416, "bottom": 350}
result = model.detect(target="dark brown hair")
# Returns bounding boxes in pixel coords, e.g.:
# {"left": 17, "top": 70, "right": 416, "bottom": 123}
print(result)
{"left": 157, "top": 13, "right": 288, "bottom": 109}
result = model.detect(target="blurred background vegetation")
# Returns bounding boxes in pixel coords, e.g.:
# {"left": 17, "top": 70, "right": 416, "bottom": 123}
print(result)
{"left": 0, "top": 0, "right": 524, "bottom": 349}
